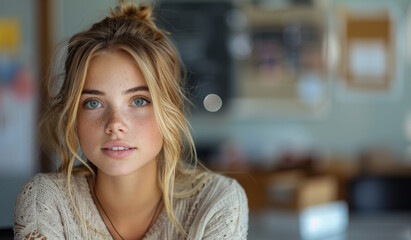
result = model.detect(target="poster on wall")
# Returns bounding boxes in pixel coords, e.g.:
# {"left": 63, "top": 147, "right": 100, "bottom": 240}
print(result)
{"left": 339, "top": 8, "right": 393, "bottom": 90}
{"left": 0, "top": 18, "right": 36, "bottom": 176}
{"left": 332, "top": 0, "right": 408, "bottom": 101}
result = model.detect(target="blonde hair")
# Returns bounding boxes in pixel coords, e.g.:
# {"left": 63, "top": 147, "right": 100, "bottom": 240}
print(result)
{"left": 40, "top": 1, "right": 211, "bottom": 236}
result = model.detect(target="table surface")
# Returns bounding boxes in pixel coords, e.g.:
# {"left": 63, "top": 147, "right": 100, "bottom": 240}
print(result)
{"left": 248, "top": 210, "right": 411, "bottom": 240}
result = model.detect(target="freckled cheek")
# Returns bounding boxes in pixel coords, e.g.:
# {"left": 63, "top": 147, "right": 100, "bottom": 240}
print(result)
{"left": 77, "top": 113, "right": 102, "bottom": 132}
{"left": 76, "top": 112, "right": 104, "bottom": 152}
{"left": 131, "top": 115, "right": 163, "bottom": 148}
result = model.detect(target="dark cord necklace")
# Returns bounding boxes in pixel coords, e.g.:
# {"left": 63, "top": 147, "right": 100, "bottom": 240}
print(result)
{"left": 92, "top": 180, "right": 163, "bottom": 240}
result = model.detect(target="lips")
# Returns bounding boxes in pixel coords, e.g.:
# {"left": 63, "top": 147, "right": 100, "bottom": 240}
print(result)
{"left": 103, "top": 146, "right": 133, "bottom": 151}
{"left": 101, "top": 141, "right": 136, "bottom": 158}
{"left": 102, "top": 141, "right": 134, "bottom": 149}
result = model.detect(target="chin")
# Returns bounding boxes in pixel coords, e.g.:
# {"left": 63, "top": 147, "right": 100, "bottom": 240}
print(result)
{"left": 100, "top": 167, "right": 135, "bottom": 177}
{"left": 100, "top": 160, "right": 154, "bottom": 177}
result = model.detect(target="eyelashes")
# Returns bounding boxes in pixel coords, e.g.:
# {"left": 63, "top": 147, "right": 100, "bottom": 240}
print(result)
{"left": 82, "top": 96, "right": 151, "bottom": 110}
{"left": 131, "top": 97, "right": 150, "bottom": 107}
{"left": 83, "top": 99, "right": 102, "bottom": 109}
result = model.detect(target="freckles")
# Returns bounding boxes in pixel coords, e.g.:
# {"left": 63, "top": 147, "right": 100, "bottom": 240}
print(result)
{"left": 130, "top": 116, "right": 161, "bottom": 139}
{"left": 93, "top": 117, "right": 104, "bottom": 128}
{"left": 130, "top": 111, "right": 154, "bottom": 126}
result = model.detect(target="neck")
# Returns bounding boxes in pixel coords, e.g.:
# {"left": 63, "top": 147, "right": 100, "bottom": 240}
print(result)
{"left": 92, "top": 160, "right": 162, "bottom": 219}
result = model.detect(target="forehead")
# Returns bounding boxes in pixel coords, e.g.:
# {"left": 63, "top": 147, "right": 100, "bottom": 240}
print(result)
{"left": 84, "top": 49, "right": 146, "bottom": 87}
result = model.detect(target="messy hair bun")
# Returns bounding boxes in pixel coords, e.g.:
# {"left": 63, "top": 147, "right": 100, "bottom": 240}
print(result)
{"left": 110, "top": 1, "right": 154, "bottom": 23}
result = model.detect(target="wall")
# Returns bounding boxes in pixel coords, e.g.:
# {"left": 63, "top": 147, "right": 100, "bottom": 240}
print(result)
{"left": 0, "top": 0, "right": 38, "bottom": 228}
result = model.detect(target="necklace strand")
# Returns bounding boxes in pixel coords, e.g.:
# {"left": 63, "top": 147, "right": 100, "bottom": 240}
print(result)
{"left": 93, "top": 180, "right": 163, "bottom": 240}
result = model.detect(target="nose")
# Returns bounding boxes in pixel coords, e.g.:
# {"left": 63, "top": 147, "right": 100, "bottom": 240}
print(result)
{"left": 105, "top": 108, "right": 128, "bottom": 136}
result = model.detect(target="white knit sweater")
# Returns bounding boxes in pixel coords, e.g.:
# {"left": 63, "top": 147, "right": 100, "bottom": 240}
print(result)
{"left": 14, "top": 173, "right": 248, "bottom": 239}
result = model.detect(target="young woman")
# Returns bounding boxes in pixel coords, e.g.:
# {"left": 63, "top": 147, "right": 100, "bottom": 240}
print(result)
{"left": 13, "top": 1, "right": 248, "bottom": 240}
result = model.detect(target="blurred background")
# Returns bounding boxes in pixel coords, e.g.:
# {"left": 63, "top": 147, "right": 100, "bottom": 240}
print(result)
{"left": 1, "top": 0, "right": 411, "bottom": 239}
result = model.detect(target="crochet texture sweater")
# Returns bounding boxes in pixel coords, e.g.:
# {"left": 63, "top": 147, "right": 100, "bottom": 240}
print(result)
{"left": 14, "top": 173, "right": 248, "bottom": 239}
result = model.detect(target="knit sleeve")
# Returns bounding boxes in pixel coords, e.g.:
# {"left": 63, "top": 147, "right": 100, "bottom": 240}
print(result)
{"left": 201, "top": 178, "right": 249, "bottom": 240}
{"left": 14, "top": 174, "right": 65, "bottom": 239}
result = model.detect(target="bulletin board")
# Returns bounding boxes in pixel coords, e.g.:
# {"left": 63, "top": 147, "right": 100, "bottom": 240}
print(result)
{"left": 338, "top": 9, "right": 394, "bottom": 90}
{"left": 332, "top": 0, "right": 409, "bottom": 99}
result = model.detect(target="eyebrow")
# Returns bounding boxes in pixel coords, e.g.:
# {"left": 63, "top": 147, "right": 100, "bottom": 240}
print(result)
{"left": 81, "top": 86, "right": 149, "bottom": 95}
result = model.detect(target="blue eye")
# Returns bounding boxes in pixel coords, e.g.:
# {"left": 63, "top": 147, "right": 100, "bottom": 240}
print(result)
{"left": 84, "top": 100, "right": 102, "bottom": 109}
{"left": 132, "top": 97, "right": 149, "bottom": 107}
